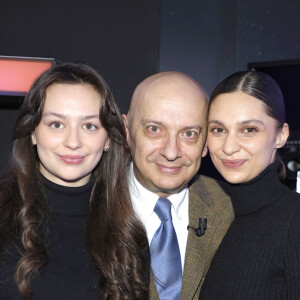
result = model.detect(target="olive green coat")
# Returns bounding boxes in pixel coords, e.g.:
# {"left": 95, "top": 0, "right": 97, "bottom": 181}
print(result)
{"left": 149, "top": 174, "right": 234, "bottom": 300}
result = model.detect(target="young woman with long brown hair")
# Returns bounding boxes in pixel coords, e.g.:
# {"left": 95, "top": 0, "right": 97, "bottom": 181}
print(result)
{"left": 0, "top": 62, "right": 148, "bottom": 299}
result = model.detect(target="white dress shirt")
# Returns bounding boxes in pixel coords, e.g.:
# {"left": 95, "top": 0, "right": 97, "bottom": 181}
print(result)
{"left": 128, "top": 163, "right": 189, "bottom": 271}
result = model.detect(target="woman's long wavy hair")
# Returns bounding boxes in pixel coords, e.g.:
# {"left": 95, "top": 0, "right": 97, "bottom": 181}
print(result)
{"left": 210, "top": 70, "right": 287, "bottom": 177}
{"left": 0, "top": 62, "right": 148, "bottom": 299}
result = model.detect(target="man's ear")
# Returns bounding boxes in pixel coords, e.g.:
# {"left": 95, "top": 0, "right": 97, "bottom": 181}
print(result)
{"left": 275, "top": 123, "right": 289, "bottom": 149}
{"left": 31, "top": 131, "right": 37, "bottom": 145}
{"left": 202, "top": 142, "right": 208, "bottom": 157}
{"left": 122, "top": 114, "right": 131, "bottom": 147}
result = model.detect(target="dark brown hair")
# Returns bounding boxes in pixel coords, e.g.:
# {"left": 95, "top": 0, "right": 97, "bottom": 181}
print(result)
{"left": 0, "top": 62, "right": 148, "bottom": 299}
{"left": 210, "top": 71, "right": 286, "bottom": 126}
{"left": 210, "top": 70, "right": 287, "bottom": 176}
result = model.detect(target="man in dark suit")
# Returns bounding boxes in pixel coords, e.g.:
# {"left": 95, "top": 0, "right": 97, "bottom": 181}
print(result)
{"left": 123, "top": 71, "right": 234, "bottom": 299}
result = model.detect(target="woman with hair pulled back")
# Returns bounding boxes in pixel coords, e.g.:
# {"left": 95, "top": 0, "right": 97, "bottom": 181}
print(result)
{"left": 0, "top": 62, "right": 148, "bottom": 299}
{"left": 199, "top": 71, "right": 300, "bottom": 299}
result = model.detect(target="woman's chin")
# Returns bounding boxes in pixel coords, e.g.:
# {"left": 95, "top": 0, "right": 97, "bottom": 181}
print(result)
{"left": 220, "top": 171, "right": 249, "bottom": 184}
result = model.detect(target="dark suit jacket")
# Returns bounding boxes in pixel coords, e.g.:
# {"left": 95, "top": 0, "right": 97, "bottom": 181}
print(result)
{"left": 148, "top": 174, "right": 234, "bottom": 299}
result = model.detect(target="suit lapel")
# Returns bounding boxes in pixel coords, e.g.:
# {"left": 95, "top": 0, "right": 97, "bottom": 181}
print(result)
{"left": 180, "top": 185, "right": 216, "bottom": 299}
{"left": 148, "top": 175, "right": 233, "bottom": 300}
{"left": 180, "top": 175, "right": 233, "bottom": 299}
{"left": 149, "top": 269, "right": 159, "bottom": 299}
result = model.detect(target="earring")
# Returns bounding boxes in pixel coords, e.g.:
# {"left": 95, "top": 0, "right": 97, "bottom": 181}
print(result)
{"left": 104, "top": 146, "right": 110, "bottom": 152}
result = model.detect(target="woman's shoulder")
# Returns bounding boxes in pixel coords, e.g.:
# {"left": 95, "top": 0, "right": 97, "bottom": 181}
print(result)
{"left": 278, "top": 184, "right": 300, "bottom": 209}
{"left": 280, "top": 190, "right": 300, "bottom": 274}
{"left": 276, "top": 187, "right": 300, "bottom": 242}
{"left": 0, "top": 241, "right": 22, "bottom": 297}
{"left": 0, "top": 240, "right": 22, "bottom": 271}
{"left": 272, "top": 183, "right": 300, "bottom": 217}
{"left": 287, "top": 190, "right": 300, "bottom": 223}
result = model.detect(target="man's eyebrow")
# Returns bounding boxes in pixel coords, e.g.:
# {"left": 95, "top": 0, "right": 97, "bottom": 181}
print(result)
{"left": 140, "top": 119, "right": 163, "bottom": 126}
{"left": 208, "top": 120, "right": 224, "bottom": 126}
{"left": 141, "top": 119, "right": 202, "bottom": 131}
{"left": 182, "top": 125, "right": 202, "bottom": 131}
{"left": 42, "top": 112, "right": 100, "bottom": 120}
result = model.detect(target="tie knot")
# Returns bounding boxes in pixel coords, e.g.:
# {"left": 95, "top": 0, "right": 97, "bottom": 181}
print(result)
{"left": 154, "top": 198, "right": 172, "bottom": 221}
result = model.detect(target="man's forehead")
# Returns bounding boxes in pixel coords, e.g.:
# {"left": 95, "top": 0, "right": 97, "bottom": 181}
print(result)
{"left": 135, "top": 97, "right": 206, "bottom": 128}
{"left": 139, "top": 74, "right": 204, "bottom": 99}
{"left": 140, "top": 117, "right": 203, "bottom": 132}
{"left": 128, "top": 71, "right": 208, "bottom": 124}
{"left": 138, "top": 87, "right": 206, "bottom": 113}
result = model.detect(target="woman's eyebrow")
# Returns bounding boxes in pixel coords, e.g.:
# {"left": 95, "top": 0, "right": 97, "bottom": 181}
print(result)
{"left": 42, "top": 112, "right": 99, "bottom": 120}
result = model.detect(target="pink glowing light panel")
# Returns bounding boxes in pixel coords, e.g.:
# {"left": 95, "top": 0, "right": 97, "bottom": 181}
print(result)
{"left": 0, "top": 56, "right": 54, "bottom": 96}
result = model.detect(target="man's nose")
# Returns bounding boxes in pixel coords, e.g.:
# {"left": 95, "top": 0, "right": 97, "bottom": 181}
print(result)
{"left": 160, "top": 134, "right": 182, "bottom": 161}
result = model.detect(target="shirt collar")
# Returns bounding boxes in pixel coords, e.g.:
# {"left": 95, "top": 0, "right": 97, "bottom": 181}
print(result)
{"left": 128, "top": 162, "right": 188, "bottom": 218}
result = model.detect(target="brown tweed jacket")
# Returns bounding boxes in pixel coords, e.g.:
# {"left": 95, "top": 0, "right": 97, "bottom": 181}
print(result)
{"left": 149, "top": 174, "right": 234, "bottom": 300}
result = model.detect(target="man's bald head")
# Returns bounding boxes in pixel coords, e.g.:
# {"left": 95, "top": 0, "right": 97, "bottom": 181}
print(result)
{"left": 124, "top": 71, "right": 209, "bottom": 197}
{"left": 127, "top": 71, "right": 208, "bottom": 125}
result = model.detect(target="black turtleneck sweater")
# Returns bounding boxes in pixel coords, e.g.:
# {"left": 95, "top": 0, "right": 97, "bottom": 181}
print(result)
{"left": 199, "top": 163, "right": 300, "bottom": 300}
{"left": 0, "top": 175, "right": 101, "bottom": 300}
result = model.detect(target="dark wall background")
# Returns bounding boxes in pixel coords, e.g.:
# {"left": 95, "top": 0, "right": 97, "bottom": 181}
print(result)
{"left": 0, "top": 0, "right": 300, "bottom": 178}
{"left": 0, "top": 0, "right": 160, "bottom": 172}
{"left": 159, "top": 0, "right": 300, "bottom": 178}
{"left": 0, "top": 0, "right": 160, "bottom": 112}
{"left": 160, "top": 0, "right": 300, "bottom": 95}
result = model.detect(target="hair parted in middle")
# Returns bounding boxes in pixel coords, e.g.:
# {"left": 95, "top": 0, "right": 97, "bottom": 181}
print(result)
{"left": 209, "top": 70, "right": 287, "bottom": 177}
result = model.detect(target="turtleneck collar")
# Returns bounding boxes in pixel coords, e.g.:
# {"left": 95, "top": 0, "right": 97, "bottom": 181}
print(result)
{"left": 223, "top": 162, "right": 287, "bottom": 217}
{"left": 41, "top": 174, "right": 95, "bottom": 216}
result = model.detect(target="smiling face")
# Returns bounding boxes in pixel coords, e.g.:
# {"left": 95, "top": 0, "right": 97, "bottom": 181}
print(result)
{"left": 124, "top": 73, "right": 208, "bottom": 198}
{"left": 207, "top": 92, "right": 288, "bottom": 184}
{"left": 31, "top": 83, "right": 109, "bottom": 187}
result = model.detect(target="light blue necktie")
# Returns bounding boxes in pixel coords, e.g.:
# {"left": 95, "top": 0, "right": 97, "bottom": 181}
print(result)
{"left": 150, "top": 198, "right": 182, "bottom": 300}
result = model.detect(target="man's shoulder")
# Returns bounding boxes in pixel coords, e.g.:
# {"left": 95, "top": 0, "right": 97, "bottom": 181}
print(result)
{"left": 188, "top": 173, "right": 233, "bottom": 212}
{"left": 189, "top": 172, "right": 223, "bottom": 186}
{"left": 181, "top": 174, "right": 234, "bottom": 299}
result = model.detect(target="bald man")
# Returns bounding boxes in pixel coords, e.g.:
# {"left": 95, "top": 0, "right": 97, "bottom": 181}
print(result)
{"left": 123, "top": 72, "right": 234, "bottom": 299}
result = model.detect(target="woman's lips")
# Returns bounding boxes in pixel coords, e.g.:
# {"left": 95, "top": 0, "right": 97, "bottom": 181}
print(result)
{"left": 58, "top": 155, "right": 85, "bottom": 165}
{"left": 221, "top": 159, "right": 247, "bottom": 169}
